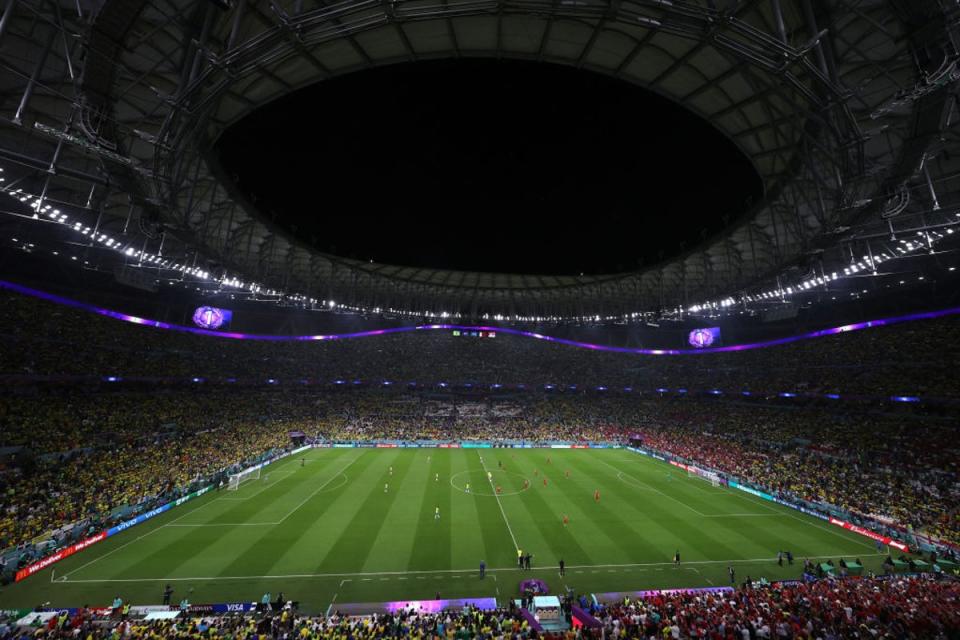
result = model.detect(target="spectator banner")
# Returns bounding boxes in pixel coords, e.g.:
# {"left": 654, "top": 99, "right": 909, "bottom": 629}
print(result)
{"left": 773, "top": 498, "right": 829, "bottom": 521}
{"left": 129, "top": 606, "right": 172, "bottom": 614}
{"left": 727, "top": 481, "right": 776, "bottom": 502}
{"left": 15, "top": 531, "right": 107, "bottom": 581}
{"left": 106, "top": 503, "right": 173, "bottom": 536}
{"left": 829, "top": 517, "right": 909, "bottom": 551}
{"left": 186, "top": 602, "right": 255, "bottom": 614}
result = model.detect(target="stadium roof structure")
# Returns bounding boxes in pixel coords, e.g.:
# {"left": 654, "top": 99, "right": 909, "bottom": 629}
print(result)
{"left": 0, "top": 0, "right": 959, "bottom": 320}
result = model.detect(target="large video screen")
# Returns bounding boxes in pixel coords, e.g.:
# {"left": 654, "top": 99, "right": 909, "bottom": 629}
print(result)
{"left": 192, "top": 306, "right": 233, "bottom": 330}
{"left": 687, "top": 326, "right": 721, "bottom": 348}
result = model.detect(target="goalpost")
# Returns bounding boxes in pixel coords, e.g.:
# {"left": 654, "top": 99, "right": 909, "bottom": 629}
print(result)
{"left": 688, "top": 467, "right": 721, "bottom": 487}
{"left": 228, "top": 466, "right": 261, "bottom": 490}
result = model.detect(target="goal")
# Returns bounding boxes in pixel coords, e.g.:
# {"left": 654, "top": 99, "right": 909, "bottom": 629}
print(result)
{"left": 688, "top": 467, "right": 721, "bottom": 487}
{"left": 228, "top": 466, "right": 261, "bottom": 490}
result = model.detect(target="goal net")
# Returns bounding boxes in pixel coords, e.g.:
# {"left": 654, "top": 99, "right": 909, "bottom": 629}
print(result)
{"left": 688, "top": 467, "right": 721, "bottom": 487}
{"left": 228, "top": 467, "right": 261, "bottom": 490}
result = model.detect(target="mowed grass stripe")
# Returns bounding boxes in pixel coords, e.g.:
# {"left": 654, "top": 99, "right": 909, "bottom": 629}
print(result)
{"left": 611, "top": 455, "right": 799, "bottom": 559}
{"left": 560, "top": 451, "right": 682, "bottom": 562}
{"left": 266, "top": 451, "right": 382, "bottom": 575}
{"left": 613, "top": 456, "right": 743, "bottom": 517}
{"left": 577, "top": 452, "right": 747, "bottom": 562}
{"left": 717, "top": 489, "right": 876, "bottom": 554}
{"left": 57, "top": 488, "right": 225, "bottom": 580}
{"left": 407, "top": 449, "right": 453, "bottom": 570}
{"left": 362, "top": 451, "right": 435, "bottom": 572}
{"left": 313, "top": 450, "right": 416, "bottom": 573}
{"left": 467, "top": 451, "right": 526, "bottom": 569}
{"left": 499, "top": 454, "right": 596, "bottom": 570}
{"left": 175, "top": 451, "right": 329, "bottom": 525}
{"left": 4, "top": 448, "right": 899, "bottom": 614}
{"left": 564, "top": 452, "right": 703, "bottom": 561}
{"left": 75, "top": 451, "right": 356, "bottom": 580}
{"left": 616, "top": 452, "right": 875, "bottom": 556}
{"left": 551, "top": 453, "right": 672, "bottom": 564}
{"left": 618, "top": 451, "right": 878, "bottom": 553}
{"left": 449, "top": 451, "right": 489, "bottom": 571}
{"left": 216, "top": 451, "right": 374, "bottom": 577}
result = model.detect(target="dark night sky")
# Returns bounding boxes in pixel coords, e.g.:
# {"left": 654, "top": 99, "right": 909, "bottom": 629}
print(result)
{"left": 217, "top": 59, "right": 762, "bottom": 276}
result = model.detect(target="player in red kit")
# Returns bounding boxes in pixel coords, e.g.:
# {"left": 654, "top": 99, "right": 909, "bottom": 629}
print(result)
{"left": 594, "top": 489, "right": 600, "bottom": 502}
{"left": 543, "top": 477, "right": 548, "bottom": 487}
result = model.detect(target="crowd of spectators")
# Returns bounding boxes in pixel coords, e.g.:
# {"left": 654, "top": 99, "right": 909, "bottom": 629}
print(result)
{"left": 0, "top": 603, "right": 533, "bottom": 639}
{"left": 1, "top": 575, "right": 958, "bottom": 638}
{"left": 2, "top": 389, "right": 958, "bottom": 561}
{"left": 0, "top": 390, "right": 314, "bottom": 558}
{"left": 2, "top": 290, "right": 959, "bottom": 399}
{"left": 633, "top": 402, "right": 959, "bottom": 548}
{"left": 590, "top": 574, "right": 960, "bottom": 639}
{"left": 1, "top": 284, "right": 958, "bottom": 588}
{"left": 0, "top": 392, "right": 643, "bottom": 555}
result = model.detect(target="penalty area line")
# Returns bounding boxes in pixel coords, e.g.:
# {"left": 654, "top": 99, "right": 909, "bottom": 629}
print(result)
{"left": 59, "top": 492, "right": 223, "bottom": 580}
{"left": 277, "top": 454, "right": 363, "bottom": 524}
{"left": 597, "top": 457, "right": 707, "bottom": 516}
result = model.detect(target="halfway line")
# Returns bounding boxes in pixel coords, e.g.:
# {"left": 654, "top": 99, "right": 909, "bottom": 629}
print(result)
{"left": 477, "top": 451, "right": 521, "bottom": 554}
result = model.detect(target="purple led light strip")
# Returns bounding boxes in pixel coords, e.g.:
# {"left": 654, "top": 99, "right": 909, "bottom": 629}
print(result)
{"left": 3, "top": 279, "right": 960, "bottom": 355}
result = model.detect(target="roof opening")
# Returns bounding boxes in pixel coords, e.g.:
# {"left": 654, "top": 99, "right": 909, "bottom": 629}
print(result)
{"left": 217, "top": 59, "right": 763, "bottom": 275}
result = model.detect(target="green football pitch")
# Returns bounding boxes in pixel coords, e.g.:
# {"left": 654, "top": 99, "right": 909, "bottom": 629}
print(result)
{"left": 0, "top": 448, "right": 885, "bottom": 613}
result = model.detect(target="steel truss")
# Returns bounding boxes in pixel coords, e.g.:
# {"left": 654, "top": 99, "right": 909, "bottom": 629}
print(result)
{"left": 0, "top": 0, "right": 958, "bottom": 320}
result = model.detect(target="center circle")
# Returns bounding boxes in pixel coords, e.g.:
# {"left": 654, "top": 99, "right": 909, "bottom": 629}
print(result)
{"left": 449, "top": 469, "right": 531, "bottom": 497}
